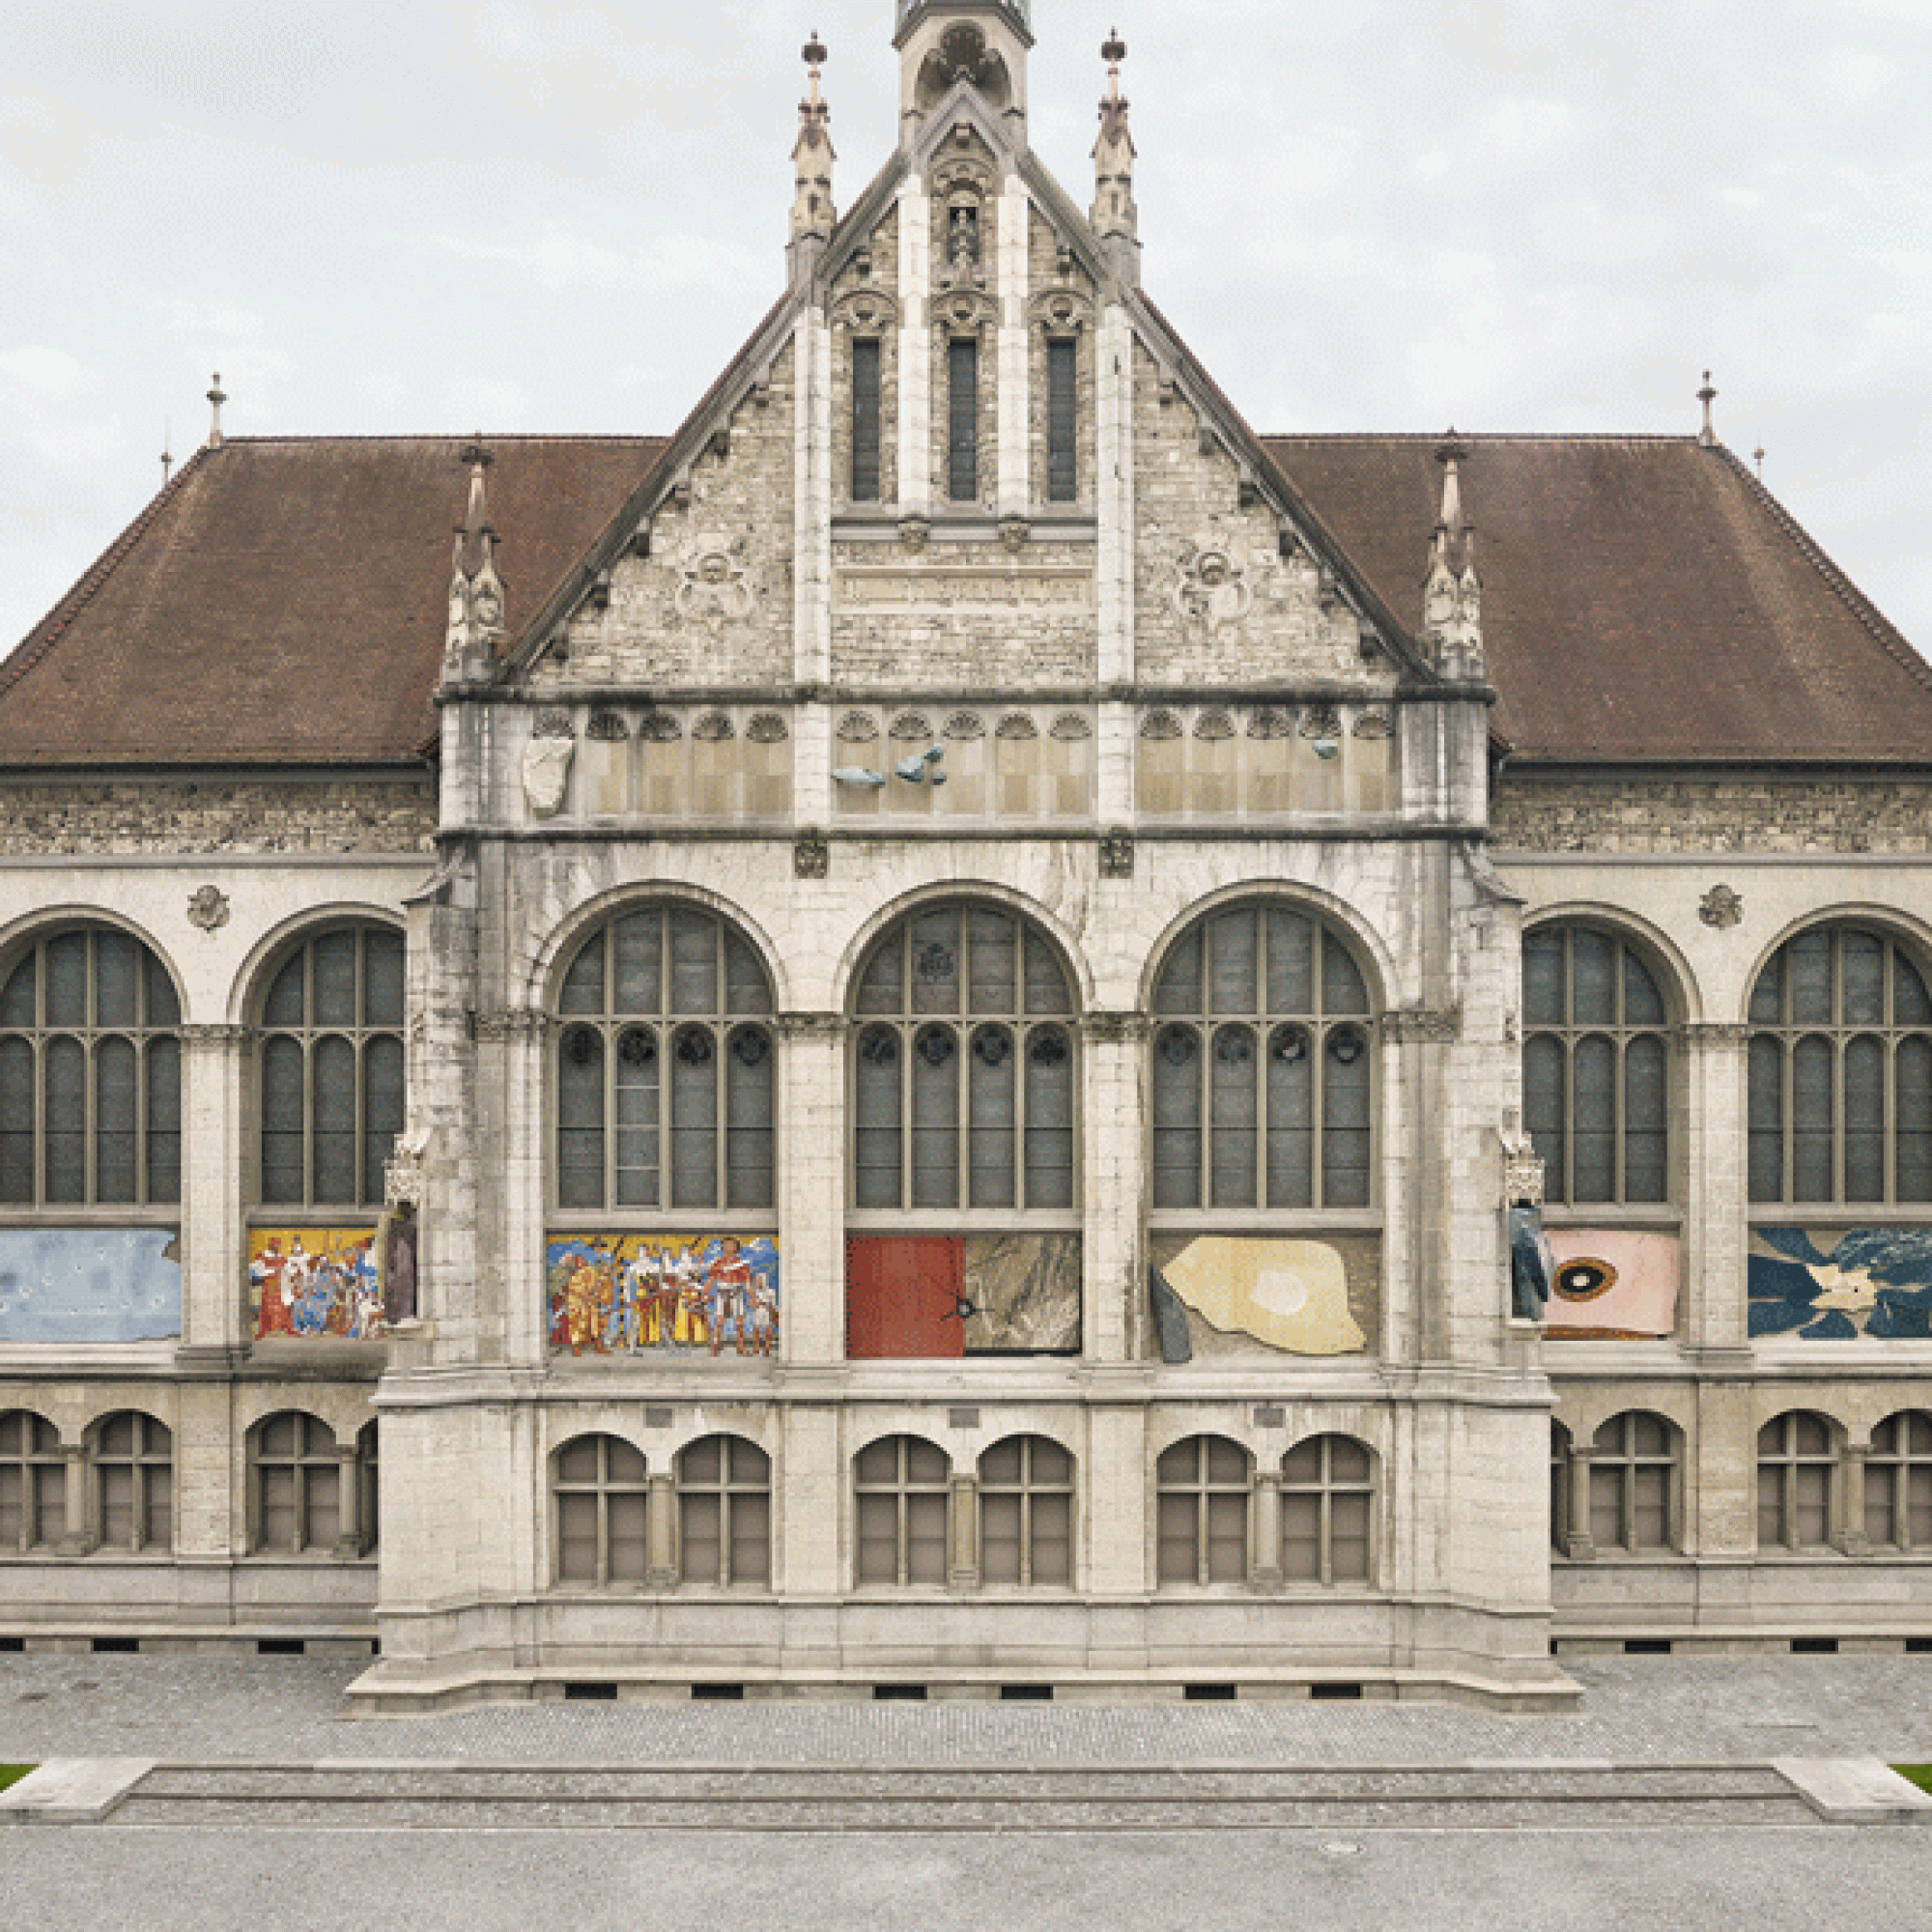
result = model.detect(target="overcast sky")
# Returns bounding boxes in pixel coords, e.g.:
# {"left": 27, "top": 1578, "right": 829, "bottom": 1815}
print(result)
{"left": 3, "top": 0, "right": 1928, "bottom": 665}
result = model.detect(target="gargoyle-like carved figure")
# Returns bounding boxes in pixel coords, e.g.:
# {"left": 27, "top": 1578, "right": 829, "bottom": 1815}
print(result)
{"left": 673, "top": 542, "right": 755, "bottom": 637}
{"left": 1172, "top": 542, "right": 1254, "bottom": 638}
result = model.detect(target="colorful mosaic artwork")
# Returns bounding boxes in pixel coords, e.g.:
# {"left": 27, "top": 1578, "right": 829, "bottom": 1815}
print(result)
{"left": 844, "top": 1236, "right": 1081, "bottom": 1358}
{"left": 0, "top": 1229, "right": 182, "bottom": 1344}
{"left": 548, "top": 1234, "right": 781, "bottom": 1357}
{"left": 1544, "top": 1230, "right": 1681, "bottom": 1340}
{"left": 249, "top": 1228, "right": 385, "bottom": 1340}
{"left": 1149, "top": 1235, "right": 1376, "bottom": 1357}
{"left": 1748, "top": 1228, "right": 1932, "bottom": 1341}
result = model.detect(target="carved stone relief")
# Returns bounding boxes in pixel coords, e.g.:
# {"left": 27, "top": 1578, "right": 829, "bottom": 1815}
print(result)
{"left": 672, "top": 538, "right": 756, "bottom": 637}
{"left": 1172, "top": 541, "right": 1254, "bottom": 638}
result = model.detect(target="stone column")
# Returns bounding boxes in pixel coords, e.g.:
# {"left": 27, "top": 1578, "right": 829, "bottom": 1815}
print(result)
{"left": 333, "top": 1444, "right": 364, "bottom": 1560}
{"left": 1564, "top": 1447, "right": 1597, "bottom": 1561}
{"left": 896, "top": 176, "right": 931, "bottom": 524}
{"left": 176, "top": 1024, "right": 251, "bottom": 1361}
{"left": 996, "top": 171, "right": 1030, "bottom": 520}
{"left": 1250, "top": 1472, "right": 1283, "bottom": 1589}
{"left": 779, "top": 1014, "right": 845, "bottom": 1366}
{"left": 1094, "top": 305, "right": 1136, "bottom": 688}
{"left": 949, "top": 1473, "right": 979, "bottom": 1590}
{"left": 479, "top": 1009, "right": 551, "bottom": 1367}
{"left": 1838, "top": 1439, "right": 1871, "bottom": 1558}
{"left": 1080, "top": 1013, "right": 1147, "bottom": 1364}
{"left": 1680, "top": 1024, "right": 1750, "bottom": 1354}
{"left": 647, "top": 1473, "right": 678, "bottom": 1587}
{"left": 59, "top": 1443, "right": 91, "bottom": 1556}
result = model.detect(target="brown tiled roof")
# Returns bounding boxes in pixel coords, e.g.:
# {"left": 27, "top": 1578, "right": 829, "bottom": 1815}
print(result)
{"left": 0, "top": 436, "right": 667, "bottom": 766}
{"left": 6, "top": 425, "right": 1928, "bottom": 770}
{"left": 1263, "top": 434, "right": 1932, "bottom": 765}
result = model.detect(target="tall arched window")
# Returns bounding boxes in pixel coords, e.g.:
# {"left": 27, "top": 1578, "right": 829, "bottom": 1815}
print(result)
{"left": 259, "top": 924, "right": 406, "bottom": 1208}
{"left": 978, "top": 1435, "right": 1074, "bottom": 1587}
{"left": 1279, "top": 1435, "right": 1376, "bottom": 1586}
{"left": 1747, "top": 924, "right": 1932, "bottom": 1206}
{"left": 1150, "top": 902, "right": 1374, "bottom": 1211}
{"left": 554, "top": 905, "right": 775, "bottom": 1213}
{"left": 1756, "top": 1410, "right": 1839, "bottom": 1552}
{"left": 676, "top": 1435, "right": 771, "bottom": 1587}
{"left": 553, "top": 1433, "right": 649, "bottom": 1586}
{"left": 0, "top": 925, "right": 181, "bottom": 1206}
{"left": 1155, "top": 1435, "right": 1251, "bottom": 1585}
{"left": 91, "top": 1412, "right": 172, "bottom": 1554}
{"left": 850, "top": 904, "right": 1077, "bottom": 1213}
{"left": 1522, "top": 925, "right": 1671, "bottom": 1206}
{"left": 0, "top": 1411, "right": 65, "bottom": 1551}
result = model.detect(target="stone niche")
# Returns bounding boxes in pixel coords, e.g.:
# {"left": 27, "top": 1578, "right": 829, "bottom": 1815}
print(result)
{"left": 1135, "top": 703, "right": 1395, "bottom": 820}
{"left": 833, "top": 704, "right": 1095, "bottom": 821}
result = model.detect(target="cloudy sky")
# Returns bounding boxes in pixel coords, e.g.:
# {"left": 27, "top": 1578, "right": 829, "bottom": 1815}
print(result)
{"left": 3, "top": 0, "right": 1928, "bottom": 664}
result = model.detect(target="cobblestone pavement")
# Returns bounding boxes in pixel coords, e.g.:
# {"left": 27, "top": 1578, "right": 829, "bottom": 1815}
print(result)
{"left": 5, "top": 1651, "right": 1932, "bottom": 1766}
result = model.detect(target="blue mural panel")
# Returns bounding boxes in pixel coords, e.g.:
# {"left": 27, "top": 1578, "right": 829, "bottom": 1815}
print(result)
{"left": 0, "top": 1229, "right": 182, "bottom": 1343}
{"left": 1748, "top": 1228, "right": 1932, "bottom": 1341}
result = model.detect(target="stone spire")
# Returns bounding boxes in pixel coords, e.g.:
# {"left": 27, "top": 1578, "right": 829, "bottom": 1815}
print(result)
{"left": 1421, "top": 433, "right": 1484, "bottom": 680}
{"left": 1092, "top": 28, "right": 1140, "bottom": 283}
{"left": 1697, "top": 370, "right": 1719, "bottom": 447}
{"left": 205, "top": 374, "right": 227, "bottom": 450}
{"left": 790, "top": 31, "right": 837, "bottom": 278}
{"left": 895, "top": 2, "right": 1032, "bottom": 145}
{"left": 446, "top": 440, "right": 507, "bottom": 677}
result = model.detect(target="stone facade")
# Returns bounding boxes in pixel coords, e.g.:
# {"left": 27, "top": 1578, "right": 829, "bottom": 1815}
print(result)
{"left": 4, "top": 2, "right": 1931, "bottom": 1704}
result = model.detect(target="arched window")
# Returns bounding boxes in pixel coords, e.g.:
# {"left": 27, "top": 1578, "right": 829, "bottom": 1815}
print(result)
{"left": 1585, "top": 1412, "right": 1679, "bottom": 1554}
{"left": 851, "top": 904, "right": 1077, "bottom": 1213}
{"left": 258, "top": 924, "right": 406, "bottom": 1209}
{"left": 1279, "top": 1435, "right": 1375, "bottom": 1586}
{"left": 554, "top": 1434, "right": 648, "bottom": 1587}
{"left": 1550, "top": 1420, "right": 1573, "bottom": 1554}
{"left": 357, "top": 1421, "right": 380, "bottom": 1554}
{"left": 1155, "top": 1435, "right": 1251, "bottom": 1585}
{"left": 1522, "top": 925, "right": 1671, "bottom": 1206}
{"left": 1150, "top": 903, "right": 1374, "bottom": 1211}
{"left": 1757, "top": 1410, "right": 1839, "bottom": 1552}
{"left": 1865, "top": 1411, "right": 1932, "bottom": 1553}
{"left": 854, "top": 1435, "right": 950, "bottom": 1586}
{"left": 554, "top": 906, "right": 775, "bottom": 1213}
{"left": 0, "top": 924, "right": 181, "bottom": 1207}
{"left": 978, "top": 1435, "right": 1073, "bottom": 1587}
{"left": 91, "top": 1412, "right": 172, "bottom": 1554}
{"left": 249, "top": 1413, "right": 344, "bottom": 1555}
{"left": 1747, "top": 924, "right": 1932, "bottom": 1205}
{"left": 676, "top": 1435, "right": 771, "bottom": 1587}
{"left": 0, "top": 1411, "right": 64, "bottom": 1552}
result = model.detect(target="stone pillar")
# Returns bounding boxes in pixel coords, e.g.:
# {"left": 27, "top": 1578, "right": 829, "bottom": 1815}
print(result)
{"left": 996, "top": 171, "right": 1030, "bottom": 520}
{"left": 177, "top": 1024, "right": 251, "bottom": 1361}
{"left": 779, "top": 1405, "right": 842, "bottom": 1607}
{"left": 1085, "top": 1404, "right": 1149, "bottom": 1601}
{"left": 647, "top": 1473, "right": 678, "bottom": 1587}
{"left": 1094, "top": 306, "right": 1135, "bottom": 689}
{"left": 779, "top": 1015, "right": 845, "bottom": 1366}
{"left": 896, "top": 176, "right": 931, "bottom": 524}
{"left": 485, "top": 1009, "right": 551, "bottom": 1367}
{"left": 793, "top": 308, "right": 834, "bottom": 693}
{"left": 1081, "top": 1014, "right": 1146, "bottom": 1364}
{"left": 1838, "top": 1439, "right": 1871, "bottom": 1558}
{"left": 333, "top": 1444, "right": 363, "bottom": 1560}
{"left": 1250, "top": 1472, "right": 1283, "bottom": 1589}
{"left": 1680, "top": 1024, "right": 1750, "bottom": 1353}
{"left": 59, "top": 1443, "right": 91, "bottom": 1556}
{"left": 1564, "top": 1447, "right": 1597, "bottom": 1561}
{"left": 949, "top": 1472, "right": 979, "bottom": 1590}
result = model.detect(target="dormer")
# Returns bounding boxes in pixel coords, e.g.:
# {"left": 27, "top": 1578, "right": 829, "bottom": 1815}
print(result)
{"left": 896, "top": 0, "right": 1033, "bottom": 146}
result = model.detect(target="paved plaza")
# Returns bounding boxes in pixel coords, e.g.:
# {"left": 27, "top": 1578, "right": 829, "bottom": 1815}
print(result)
{"left": 7, "top": 1654, "right": 1932, "bottom": 1930}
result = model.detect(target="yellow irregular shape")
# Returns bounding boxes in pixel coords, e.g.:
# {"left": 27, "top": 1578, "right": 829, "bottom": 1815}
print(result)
{"left": 1162, "top": 1236, "right": 1365, "bottom": 1355}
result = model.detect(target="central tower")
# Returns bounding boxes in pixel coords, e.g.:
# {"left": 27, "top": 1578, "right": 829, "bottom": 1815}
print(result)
{"left": 895, "top": 0, "right": 1034, "bottom": 145}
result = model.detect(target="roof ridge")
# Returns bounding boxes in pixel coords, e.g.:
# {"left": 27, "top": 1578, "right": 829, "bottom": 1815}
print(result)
{"left": 1261, "top": 431, "right": 1701, "bottom": 446}
{"left": 1709, "top": 440, "right": 1932, "bottom": 700}
{"left": 210, "top": 432, "right": 672, "bottom": 448}
{"left": 0, "top": 448, "right": 211, "bottom": 704}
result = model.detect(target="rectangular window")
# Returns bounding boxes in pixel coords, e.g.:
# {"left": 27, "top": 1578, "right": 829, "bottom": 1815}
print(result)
{"left": 949, "top": 336, "right": 979, "bottom": 503}
{"left": 1047, "top": 338, "right": 1077, "bottom": 502}
{"left": 852, "top": 339, "right": 882, "bottom": 502}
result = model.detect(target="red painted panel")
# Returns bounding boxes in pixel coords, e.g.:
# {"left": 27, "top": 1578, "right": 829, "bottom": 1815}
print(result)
{"left": 845, "top": 1237, "right": 966, "bottom": 1359}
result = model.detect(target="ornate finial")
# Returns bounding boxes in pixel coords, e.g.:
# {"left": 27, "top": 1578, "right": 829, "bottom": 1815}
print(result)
{"left": 1092, "top": 26, "right": 1138, "bottom": 275}
{"left": 1423, "top": 431, "right": 1484, "bottom": 678}
{"left": 448, "top": 437, "right": 506, "bottom": 668}
{"left": 791, "top": 29, "right": 837, "bottom": 253}
{"left": 160, "top": 419, "right": 173, "bottom": 489}
{"left": 206, "top": 374, "right": 227, "bottom": 450}
{"left": 1754, "top": 444, "right": 1766, "bottom": 479}
{"left": 1697, "top": 370, "right": 1719, "bottom": 447}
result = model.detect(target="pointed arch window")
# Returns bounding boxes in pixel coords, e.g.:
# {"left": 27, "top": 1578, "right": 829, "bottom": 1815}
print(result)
{"left": 1521, "top": 924, "right": 1672, "bottom": 1208}
{"left": 553, "top": 905, "right": 776, "bottom": 1215}
{"left": 1747, "top": 924, "right": 1932, "bottom": 1206}
{"left": 0, "top": 925, "right": 181, "bottom": 1208}
{"left": 1149, "top": 902, "right": 1375, "bottom": 1213}
{"left": 258, "top": 924, "right": 406, "bottom": 1209}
